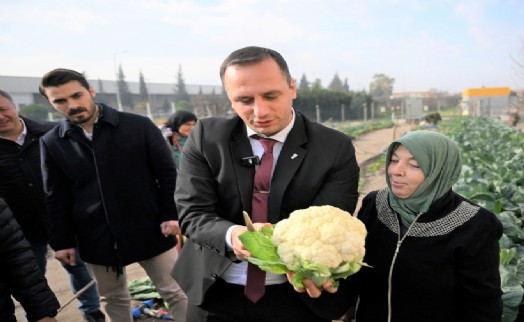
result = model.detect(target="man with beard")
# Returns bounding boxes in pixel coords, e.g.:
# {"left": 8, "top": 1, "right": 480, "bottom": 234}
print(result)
{"left": 38, "top": 69, "right": 188, "bottom": 322}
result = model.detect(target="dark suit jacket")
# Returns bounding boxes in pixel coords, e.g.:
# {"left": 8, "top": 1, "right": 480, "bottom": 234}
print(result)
{"left": 172, "top": 112, "right": 359, "bottom": 319}
{"left": 0, "top": 117, "right": 55, "bottom": 243}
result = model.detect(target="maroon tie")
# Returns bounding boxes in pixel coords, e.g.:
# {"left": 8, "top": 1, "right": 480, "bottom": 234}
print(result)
{"left": 244, "top": 136, "right": 276, "bottom": 303}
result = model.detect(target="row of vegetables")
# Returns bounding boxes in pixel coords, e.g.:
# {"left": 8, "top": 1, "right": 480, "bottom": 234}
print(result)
{"left": 443, "top": 117, "right": 524, "bottom": 322}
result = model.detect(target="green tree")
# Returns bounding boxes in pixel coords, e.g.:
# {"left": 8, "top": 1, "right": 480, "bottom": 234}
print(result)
{"left": 138, "top": 71, "right": 149, "bottom": 102}
{"left": 174, "top": 64, "right": 190, "bottom": 103}
{"left": 312, "top": 79, "right": 323, "bottom": 91}
{"left": 175, "top": 100, "right": 192, "bottom": 112}
{"left": 294, "top": 86, "right": 372, "bottom": 122}
{"left": 328, "top": 73, "right": 345, "bottom": 92}
{"left": 117, "top": 64, "right": 133, "bottom": 109}
{"left": 351, "top": 90, "right": 371, "bottom": 119}
{"left": 19, "top": 104, "right": 52, "bottom": 121}
{"left": 343, "top": 78, "right": 350, "bottom": 92}
{"left": 298, "top": 74, "right": 310, "bottom": 91}
{"left": 369, "top": 73, "right": 395, "bottom": 103}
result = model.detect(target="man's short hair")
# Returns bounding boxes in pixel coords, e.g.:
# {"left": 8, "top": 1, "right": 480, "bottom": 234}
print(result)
{"left": 0, "top": 89, "right": 15, "bottom": 105}
{"left": 39, "top": 68, "right": 90, "bottom": 98}
{"left": 219, "top": 46, "right": 292, "bottom": 85}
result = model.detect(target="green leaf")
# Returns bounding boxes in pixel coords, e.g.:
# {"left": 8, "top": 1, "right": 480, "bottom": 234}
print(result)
{"left": 501, "top": 288, "right": 524, "bottom": 322}
{"left": 500, "top": 248, "right": 516, "bottom": 265}
{"left": 470, "top": 192, "right": 496, "bottom": 202}
{"left": 246, "top": 256, "right": 288, "bottom": 274}
{"left": 238, "top": 228, "right": 280, "bottom": 262}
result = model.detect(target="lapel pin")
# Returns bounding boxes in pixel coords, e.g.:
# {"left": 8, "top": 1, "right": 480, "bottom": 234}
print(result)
{"left": 291, "top": 153, "right": 298, "bottom": 159}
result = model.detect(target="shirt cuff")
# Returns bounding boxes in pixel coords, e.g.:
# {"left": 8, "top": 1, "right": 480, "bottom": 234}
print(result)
{"left": 225, "top": 225, "right": 241, "bottom": 250}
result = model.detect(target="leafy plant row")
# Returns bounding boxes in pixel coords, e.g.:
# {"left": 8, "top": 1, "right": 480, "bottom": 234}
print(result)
{"left": 444, "top": 117, "right": 524, "bottom": 322}
{"left": 336, "top": 119, "right": 394, "bottom": 138}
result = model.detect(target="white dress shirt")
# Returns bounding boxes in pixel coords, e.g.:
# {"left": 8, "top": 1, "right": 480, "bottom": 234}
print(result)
{"left": 221, "top": 109, "right": 296, "bottom": 285}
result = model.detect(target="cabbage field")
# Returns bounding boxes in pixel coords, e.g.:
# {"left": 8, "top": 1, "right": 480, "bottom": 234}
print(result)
{"left": 444, "top": 117, "right": 524, "bottom": 322}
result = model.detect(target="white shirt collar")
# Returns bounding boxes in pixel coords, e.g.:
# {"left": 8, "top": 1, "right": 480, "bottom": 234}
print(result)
{"left": 0, "top": 118, "right": 27, "bottom": 145}
{"left": 17, "top": 118, "right": 27, "bottom": 145}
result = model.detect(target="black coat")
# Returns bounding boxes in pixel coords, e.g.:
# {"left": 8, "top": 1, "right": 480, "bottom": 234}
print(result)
{"left": 351, "top": 189, "right": 503, "bottom": 322}
{"left": 0, "top": 199, "right": 59, "bottom": 321}
{"left": 0, "top": 117, "right": 55, "bottom": 243}
{"left": 40, "top": 104, "right": 177, "bottom": 266}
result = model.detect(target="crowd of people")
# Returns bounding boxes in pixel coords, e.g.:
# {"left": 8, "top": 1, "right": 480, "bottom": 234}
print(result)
{"left": 0, "top": 46, "right": 503, "bottom": 322}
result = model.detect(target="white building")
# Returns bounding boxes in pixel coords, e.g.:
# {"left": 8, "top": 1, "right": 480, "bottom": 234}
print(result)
{"left": 0, "top": 75, "right": 223, "bottom": 112}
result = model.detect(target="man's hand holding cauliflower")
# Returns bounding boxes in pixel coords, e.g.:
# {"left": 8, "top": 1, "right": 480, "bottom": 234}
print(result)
{"left": 234, "top": 205, "right": 368, "bottom": 298}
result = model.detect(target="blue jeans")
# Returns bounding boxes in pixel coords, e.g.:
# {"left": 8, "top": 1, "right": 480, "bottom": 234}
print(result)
{"left": 30, "top": 241, "right": 101, "bottom": 314}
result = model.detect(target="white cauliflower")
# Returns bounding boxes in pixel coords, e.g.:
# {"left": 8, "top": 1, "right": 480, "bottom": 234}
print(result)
{"left": 273, "top": 205, "right": 366, "bottom": 270}
{"left": 239, "top": 205, "right": 368, "bottom": 288}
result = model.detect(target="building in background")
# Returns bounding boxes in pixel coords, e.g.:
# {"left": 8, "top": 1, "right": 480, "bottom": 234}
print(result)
{"left": 390, "top": 90, "right": 448, "bottom": 123}
{"left": 0, "top": 75, "right": 225, "bottom": 120}
{"left": 460, "top": 87, "right": 517, "bottom": 118}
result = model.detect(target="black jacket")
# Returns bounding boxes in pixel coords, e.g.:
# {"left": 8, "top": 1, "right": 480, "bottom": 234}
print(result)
{"left": 0, "top": 199, "right": 59, "bottom": 321}
{"left": 0, "top": 117, "right": 55, "bottom": 243}
{"left": 40, "top": 104, "right": 177, "bottom": 266}
{"left": 351, "top": 189, "right": 503, "bottom": 322}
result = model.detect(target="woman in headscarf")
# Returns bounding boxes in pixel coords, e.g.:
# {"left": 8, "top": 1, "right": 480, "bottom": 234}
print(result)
{"left": 347, "top": 130, "right": 502, "bottom": 322}
{"left": 166, "top": 110, "right": 197, "bottom": 167}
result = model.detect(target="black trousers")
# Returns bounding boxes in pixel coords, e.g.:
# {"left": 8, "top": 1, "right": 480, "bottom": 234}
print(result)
{"left": 187, "top": 278, "right": 329, "bottom": 322}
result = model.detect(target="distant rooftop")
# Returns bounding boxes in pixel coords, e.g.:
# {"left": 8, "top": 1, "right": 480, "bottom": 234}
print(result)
{"left": 0, "top": 75, "right": 224, "bottom": 96}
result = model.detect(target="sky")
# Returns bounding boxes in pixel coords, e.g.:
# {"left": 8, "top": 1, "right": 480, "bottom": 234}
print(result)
{"left": 1, "top": 0, "right": 524, "bottom": 94}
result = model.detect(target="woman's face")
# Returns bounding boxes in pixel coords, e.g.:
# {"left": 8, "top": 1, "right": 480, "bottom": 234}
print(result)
{"left": 178, "top": 120, "right": 196, "bottom": 137}
{"left": 388, "top": 144, "right": 425, "bottom": 199}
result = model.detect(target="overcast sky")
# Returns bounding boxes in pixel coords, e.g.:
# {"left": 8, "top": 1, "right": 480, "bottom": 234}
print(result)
{"left": 1, "top": 0, "right": 523, "bottom": 93}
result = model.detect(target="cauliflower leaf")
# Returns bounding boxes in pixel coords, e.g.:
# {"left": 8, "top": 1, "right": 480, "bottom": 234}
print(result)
{"left": 238, "top": 226, "right": 279, "bottom": 262}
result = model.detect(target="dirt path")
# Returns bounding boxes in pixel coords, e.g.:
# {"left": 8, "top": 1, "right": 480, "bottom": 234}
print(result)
{"left": 14, "top": 122, "right": 412, "bottom": 322}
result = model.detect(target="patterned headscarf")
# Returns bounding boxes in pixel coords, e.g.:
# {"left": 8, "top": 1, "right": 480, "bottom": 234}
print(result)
{"left": 385, "top": 130, "right": 462, "bottom": 227}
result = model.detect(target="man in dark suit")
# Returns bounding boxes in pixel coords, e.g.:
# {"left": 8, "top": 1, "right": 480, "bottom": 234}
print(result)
{"left": 172, "top": 46, "right": 360, "bottom": 322}
{"left": 0, "top": 89, "right": 105, "bottom": 322}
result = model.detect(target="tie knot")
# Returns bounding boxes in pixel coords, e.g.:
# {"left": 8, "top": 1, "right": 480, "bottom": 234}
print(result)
{"left": 253, "top": 135, "right": 276, "bottom": 154}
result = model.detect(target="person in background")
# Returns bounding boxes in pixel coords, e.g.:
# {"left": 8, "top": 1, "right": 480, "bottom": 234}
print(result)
{"left": 0, "top": 198, "right": 59, "bottom": 322}
{"left": 38, "top": 69, "right": 188, "bottom": 322}
{"left": 172, "top": 46, "right": 360, "bottom": 322}
{"left": 508, "top": 111, "right": 520, "bottom": 127}
{"left": 346, "top": 130, "right": 502, "bottom": 322}
{"left": 165, "top": 111, "right": 197, "bottom": 167}
{"left": 0, "top": 89, "right": 105, "bottom": 322}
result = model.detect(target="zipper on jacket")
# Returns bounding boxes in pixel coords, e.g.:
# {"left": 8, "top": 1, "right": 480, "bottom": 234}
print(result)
{"left": 89, "top": 138, "right": 117, "bottom": 252}
{"left": 386, "top": 213, "right": 422, "bottom": 322}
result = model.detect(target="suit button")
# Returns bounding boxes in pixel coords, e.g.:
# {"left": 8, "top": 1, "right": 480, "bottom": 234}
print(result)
{"left": 28, "top": 183, "right": 33, "bottom": 187}
{"left": 211, "top": 273, "right": 218, "bottom": 280}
